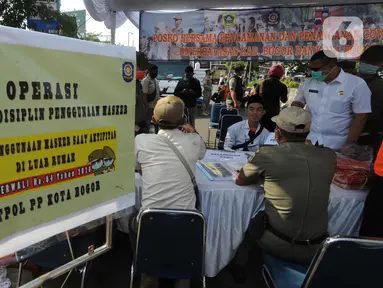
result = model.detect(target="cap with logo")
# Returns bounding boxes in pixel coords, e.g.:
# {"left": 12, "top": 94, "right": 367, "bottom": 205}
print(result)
{"left": 272, "top": 106, "right": 311, "bottom": 133}
{"left": 153, "top": 96, "right": 185, "bottom": 128}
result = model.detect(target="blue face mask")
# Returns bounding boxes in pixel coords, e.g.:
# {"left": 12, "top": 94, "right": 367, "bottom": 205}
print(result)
{"left": 359, "top": 62, "right": 380, "bottom": 75}
{"left": 311, "top": 71, "right": 327, "bottom": 82}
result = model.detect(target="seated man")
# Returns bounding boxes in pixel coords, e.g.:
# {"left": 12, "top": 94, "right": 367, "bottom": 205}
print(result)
{"left": 132, "top": 96, "right": 206, "bottom": 288}
{"left": 224, "top": 96, "right": 270, "bottom": 152}
{"left": 236, "top": 107, "right": 336, "bottom": 264}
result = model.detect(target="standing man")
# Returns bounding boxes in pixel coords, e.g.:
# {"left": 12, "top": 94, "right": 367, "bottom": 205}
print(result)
{"left": 202, "top": 70, "right": 213, "bottom": 115}
{"left": 292, "top": 50, "right": 371, "bottom": 150}
{"left": 174, "top": 66, "right": 202, "bottom": 127}
{"left": 169, "top": 15, "right": 184, "bottom": 60}
{"left": 219, "top": 73, "right": 225, "bottom": 86}
{"left": 357, "top": 45, "right": 383, "bottom": 237}
{"left": 356, "top": 45, "right": 383, "bottom": 156}
{"left": 235, "top": 107, "right": 336, "bottom": 267}
{"left": 227, "top": 65, "right": 244, "bottom": 110}
{"left": 141, "top": 65, "right": 160, "bottom": 133}
{"left": 255, "top": 64, "right": 288, "bottom": 131}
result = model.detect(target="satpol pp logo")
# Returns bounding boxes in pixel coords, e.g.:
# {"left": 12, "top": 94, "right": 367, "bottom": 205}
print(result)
{"left": 323, "top": 17, "right": 364, "bottom": 59}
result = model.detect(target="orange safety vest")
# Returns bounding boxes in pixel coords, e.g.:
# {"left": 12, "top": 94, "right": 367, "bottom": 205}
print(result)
{"left": 374, "top": 143, "right": 383, "bottom": 176}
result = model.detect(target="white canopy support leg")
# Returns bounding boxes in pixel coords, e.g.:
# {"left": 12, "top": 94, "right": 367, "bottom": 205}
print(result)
{"left": 111, "top": 11, "right": 117, "bottom": 45}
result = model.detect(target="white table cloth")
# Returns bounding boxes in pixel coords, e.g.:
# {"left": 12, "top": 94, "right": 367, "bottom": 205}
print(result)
{"left": 130, "top": 169, "right": 368, "bottom": 277}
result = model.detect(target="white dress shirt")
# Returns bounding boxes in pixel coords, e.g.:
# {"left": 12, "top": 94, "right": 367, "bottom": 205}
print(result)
{"left": 135, "top": 129, "right": 206, "bottom": 211}
{"left": 141, "top": 76, "right": 160, "bottom": 108}
{"left": 294, "top": 69, "right": 371, "bottom": 150}
{"left": 224, "top": 120, "right": 270, "bottom": 152}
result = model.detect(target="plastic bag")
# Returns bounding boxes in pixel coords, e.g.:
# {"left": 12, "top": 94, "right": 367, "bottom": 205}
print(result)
{"left": 336, "top": 153, "right": 371, "bottom": 171}
{"left": 332, "top": 169, "right": 374, "bottom": 190}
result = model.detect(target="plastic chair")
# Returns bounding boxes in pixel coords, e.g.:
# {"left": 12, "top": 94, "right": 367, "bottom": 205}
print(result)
{"left": 207, "top": 103, "right": 225, "bottom": 147}
{"left": 216, "top": 115, "right": 243, "bottom": 150}
{"left": 262, "top": 236, "right": 383, "bottom": 288}
{"left": 130, "top": 209, "right": 206, "bottom": 288}
{"left": 214, "top": 108, "right": 239, "bottom": 148}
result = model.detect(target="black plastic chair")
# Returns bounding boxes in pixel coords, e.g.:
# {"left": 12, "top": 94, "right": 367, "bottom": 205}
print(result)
{"left": 208, "top": 103, "right": 225, "bottom": 147}
{"left": 262, "top": 236, "right": 383, "bottom": 288}
{"left": 130, "top": 209, "right": 206, "bottom": 288}
{"left": 215, "top": 108, "right": 239, "bottom": 145}
{"left": 216, "top": 115, "right": 243, "bottom": 150}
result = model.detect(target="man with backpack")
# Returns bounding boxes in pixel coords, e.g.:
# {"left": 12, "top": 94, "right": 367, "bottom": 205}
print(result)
{"left": 255, "top": 64, "right": 288, "bottom": 131}
{"left": 174, "top": 66, "right": 202, "bottom": 127}
{"left": 141, "top": 65, "right": 160, "bottom": 132}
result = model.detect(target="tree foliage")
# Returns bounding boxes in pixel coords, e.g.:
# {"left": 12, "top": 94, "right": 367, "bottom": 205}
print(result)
{"left": 0, "top": 0, "right": 40, "bottom": 28}
{"left": 283, "top": 61, "right": 309, "bottom": 75}
{"left": 0, "top": 0, "right": 77, "bottom": 37}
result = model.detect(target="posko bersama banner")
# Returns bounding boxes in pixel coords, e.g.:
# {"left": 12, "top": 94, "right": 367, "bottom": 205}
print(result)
{"left": 140, "top": 4, "right": 383, "bottom": 61}
{"left": 0, "top": 26, "right": 136, "bottom": 256}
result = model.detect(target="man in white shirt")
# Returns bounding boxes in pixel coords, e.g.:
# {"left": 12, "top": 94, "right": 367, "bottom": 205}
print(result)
{"left": 133, "top": 96, "right": 206, "bottom": 288}
{"left": 224, "top": 96, "right": 270, "bottom": 152}
{"left": 141, "top": 65, "right": 161, "bottom": 133}
{"left": 135, "top": 96, "right": 206, "bottom": 211}
{"left": 292, "top": 50, "right": 371, "bottom": 150}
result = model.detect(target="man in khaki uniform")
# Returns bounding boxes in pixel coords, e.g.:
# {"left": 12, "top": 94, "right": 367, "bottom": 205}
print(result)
{"left": 237, "top": 106, "right": 336, "bottom": 264}
{"left": 227, "top": 66, "right": 244, "bottom": 110}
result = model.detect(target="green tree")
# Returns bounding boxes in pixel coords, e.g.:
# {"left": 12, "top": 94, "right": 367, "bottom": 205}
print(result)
{"left": 34, "top": 4, "right": 78, "bottom": 38}
{"left": 0, "top": 0, "right": 40, "bottom": 28}
{"left": 84, "top": 32, "right": 104, "bottom": 42}
{"left": 284, "top": 61, "right": 309, "bottom": 75}
{"left": 0, "top": 0, "right": 77, "bottom": 37}
{"left": 136, "top": 52, "right": 150, "bottom": 70}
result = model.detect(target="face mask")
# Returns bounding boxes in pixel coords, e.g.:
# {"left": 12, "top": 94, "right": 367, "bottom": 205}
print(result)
{"left": 311, "top": 66, "right": 337, "bottom": 82}
{"left": 104, "top": 158, "right": 114, "bottom": 167}
{"left": 311, "top": 71, "right": 327, "bottom": 82}
{"left": 150, "top": 73, "right": 158, "bottom": 78}
{"left": 359, "top": 62, "right": 379, "bottom": 75}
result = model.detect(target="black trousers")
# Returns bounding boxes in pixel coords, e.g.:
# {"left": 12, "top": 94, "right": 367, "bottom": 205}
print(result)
{"left": 359, "top": 176, "right": 383, "bottom": 237}
{"left": 262, "top": 114, "right": 276, "bottom": 132}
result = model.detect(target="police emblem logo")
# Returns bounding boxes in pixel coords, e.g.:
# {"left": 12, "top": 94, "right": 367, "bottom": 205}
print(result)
{"left": 122, "top": 62, "right": 134, "bottom": 83}
{"left": 222, "top": 13, "right": 236, "bottom": 28}
{"left": 267, "top": 12, "right": 280, "bottom": 25}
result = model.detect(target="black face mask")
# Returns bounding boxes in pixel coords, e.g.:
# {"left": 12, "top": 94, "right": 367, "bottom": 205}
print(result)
{"left": 150, "top": 73, "right": 158, "bottom": 78}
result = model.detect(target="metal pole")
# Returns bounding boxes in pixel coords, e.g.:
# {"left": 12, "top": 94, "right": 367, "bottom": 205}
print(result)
{"left": 20, "top": 216, "right": 113, "bottom": 288}
{"left": 128, "top": 32, "right": 133, "bottom": 47}
{"left": 111, "top": 11, "right": 116, "bottom": 45}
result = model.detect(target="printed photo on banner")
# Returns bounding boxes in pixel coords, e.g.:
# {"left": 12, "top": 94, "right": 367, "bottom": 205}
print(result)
{"left": 139, "top": 4, "right": 383, "bottom": 61}
{"left": 0, "top": 26, "right": 136, "bottom": 246}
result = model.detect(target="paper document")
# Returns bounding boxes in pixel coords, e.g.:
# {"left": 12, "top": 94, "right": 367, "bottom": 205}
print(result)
{"left": 204, "top": 150, "right": 249, "bottom": 163}
{"left": 197, "top": 161, "right": 242, "bottom": 181}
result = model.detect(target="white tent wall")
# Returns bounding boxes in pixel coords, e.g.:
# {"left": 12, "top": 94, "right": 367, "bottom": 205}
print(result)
{"left": 83, "top": 0, "right": 381, "bottom": 31}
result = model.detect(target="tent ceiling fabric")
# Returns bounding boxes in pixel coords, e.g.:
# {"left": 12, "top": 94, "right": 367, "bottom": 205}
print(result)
{"left": 83, "top": 0, "right": 380, "bottom": 29}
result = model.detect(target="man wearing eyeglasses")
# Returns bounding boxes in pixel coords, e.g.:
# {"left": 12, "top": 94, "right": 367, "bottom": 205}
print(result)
{"left": 291, "top": 50, "right": 371, "bottom": 151}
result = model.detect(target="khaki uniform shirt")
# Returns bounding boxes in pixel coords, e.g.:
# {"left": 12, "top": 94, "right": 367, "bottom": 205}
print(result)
{"left": 240, "top": 142, "right": 336, "bottom": 263}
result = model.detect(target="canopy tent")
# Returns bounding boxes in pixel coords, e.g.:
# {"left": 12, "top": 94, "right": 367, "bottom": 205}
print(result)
{"left": 83, "top": 0, "right": 379, "bottom": 31}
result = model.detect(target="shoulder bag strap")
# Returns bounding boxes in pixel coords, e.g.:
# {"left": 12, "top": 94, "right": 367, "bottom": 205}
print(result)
{"left": 232, "top": 125, "right": 264, "bottom": 150}
{"left": 159, "top": 134, "right": 200, "bottom": 209}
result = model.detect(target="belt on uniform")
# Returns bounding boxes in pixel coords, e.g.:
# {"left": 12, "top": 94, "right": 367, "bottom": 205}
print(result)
{"left": 266, "top": 224, "right": 328, "bottom": 246}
